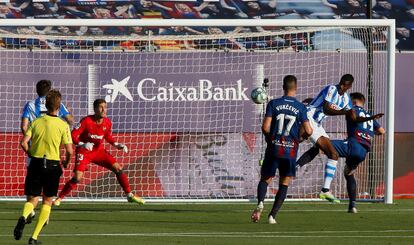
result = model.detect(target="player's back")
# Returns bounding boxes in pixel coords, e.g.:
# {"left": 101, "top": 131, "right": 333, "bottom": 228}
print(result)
{"left": 347, "top": 106, "right": 380, "bottom": 150}
{"left": 266, "top": 96, "right": 308, "bottom": 159}
{"left": 22, "top": 96, "right": 70, "bottom": 123}
{"left": 308, "top": 85, "right": 352, "bottom": 124}
{"left": 28, "top": 115, "right": 72, "bottom": 161}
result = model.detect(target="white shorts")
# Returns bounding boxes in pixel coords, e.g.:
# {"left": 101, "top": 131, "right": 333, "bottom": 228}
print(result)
{"left": 307, "top": 109, "right": 329, "bottom": 144}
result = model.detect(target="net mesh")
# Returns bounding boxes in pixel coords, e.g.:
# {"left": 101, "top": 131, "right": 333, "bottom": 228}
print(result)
{"left": 0, "top": 25, "right": 389, "bottom": 201}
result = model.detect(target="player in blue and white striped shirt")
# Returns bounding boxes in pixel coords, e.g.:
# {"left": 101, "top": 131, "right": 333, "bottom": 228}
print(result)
{"left": 301, "top": 74, "right": 354, "bottom": 202}
{"left": 21, "top": 80, "right": 74, "bottom": 135}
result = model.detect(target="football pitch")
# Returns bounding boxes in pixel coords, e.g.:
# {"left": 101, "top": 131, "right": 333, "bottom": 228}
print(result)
{"left": 1, "top": 200, "right": 414, "bottom": 245}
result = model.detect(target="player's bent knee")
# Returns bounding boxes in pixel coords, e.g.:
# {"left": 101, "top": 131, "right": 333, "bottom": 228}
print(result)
{"left": 280, "top": 176, "right": 292, "bottom": 186}
{"left": 261, "top": 176, "right": 273, "bottom": 184}
{"left": 114, "top": 169, "right": 123, "bottom": 176}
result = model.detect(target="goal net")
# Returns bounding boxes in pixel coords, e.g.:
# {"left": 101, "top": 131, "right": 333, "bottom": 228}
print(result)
{"left": 0, "top": 19, "right": 394, "bottom": 203}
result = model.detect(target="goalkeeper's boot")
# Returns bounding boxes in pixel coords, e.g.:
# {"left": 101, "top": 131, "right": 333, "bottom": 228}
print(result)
{"left": 251, "top": 201, "right": 264, "bottom": 223}
{"left": 127, "top": 193, "right": 145, "bottom": 205}
{"left": 348, "top": 207, "right": 358, "bottom": 214}
{"left": 28, "top": 237, "right": 42, "bottom": 245}
{"left": 14, "top": 216, "right": 26, "bottom": 240}
{"left": 268, "top": 215, "right": 277, "bottom": 225}
{"left": 319, "top": 191, "right": 340, "bottom": 203}
{"left": 53, "top": 198, "right": 62, "bottom": 207}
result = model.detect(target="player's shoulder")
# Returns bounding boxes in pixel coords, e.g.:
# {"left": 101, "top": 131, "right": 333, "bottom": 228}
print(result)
{"left": 103, "top": 117, "right": 113, "bottom": 126}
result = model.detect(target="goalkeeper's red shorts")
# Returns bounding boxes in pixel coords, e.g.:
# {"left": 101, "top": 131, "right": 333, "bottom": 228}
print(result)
{"left": 74, "top": 148, "right": 116, "bottom": 172}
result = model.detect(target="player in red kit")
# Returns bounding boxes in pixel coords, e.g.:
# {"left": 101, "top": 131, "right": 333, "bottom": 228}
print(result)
{"left": 54, "top": 99, "right": 145, "bottom": 206}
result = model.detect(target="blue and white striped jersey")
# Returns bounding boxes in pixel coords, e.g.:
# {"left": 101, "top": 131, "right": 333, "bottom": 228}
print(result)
{"left": 308, "top": 85, "right": 352, "bottom": 124}
{"left": 21, "top": 96, "right": 70, "bottom": 123}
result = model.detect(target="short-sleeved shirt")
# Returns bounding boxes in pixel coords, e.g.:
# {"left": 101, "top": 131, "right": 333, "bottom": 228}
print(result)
{"left": 72, "top": 116, "right": 116, "bottom": 152}
{"left": 22, "top": 96, "right": 70, "bottom": 123}
{"left": 265, "top": 96, "right": 308, "bottom": 159}
{"left": 347, "top": 106, "right": 381, "bottom": 150}
{"left": 308, "top": 85, "right": 352, "bottom": 124}
{"left": 26, "top": 114, "right": 72, "bottom": 161}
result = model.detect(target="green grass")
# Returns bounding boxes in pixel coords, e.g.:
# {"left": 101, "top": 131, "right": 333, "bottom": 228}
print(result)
{"left": 1, "top": 200, "right": 414, "bottom": 245}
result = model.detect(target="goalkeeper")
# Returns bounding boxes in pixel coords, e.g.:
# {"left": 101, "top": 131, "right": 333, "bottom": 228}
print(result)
{"left": 54, "top": 99, "right": 145, "bottom": 206}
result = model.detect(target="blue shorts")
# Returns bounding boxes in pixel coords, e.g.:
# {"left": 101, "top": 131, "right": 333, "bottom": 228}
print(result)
{"left": 261, "top": 149, "right": 296, "bottom": 178}
{"left": 331, "top": 139, "right": 368, "bottom": 169}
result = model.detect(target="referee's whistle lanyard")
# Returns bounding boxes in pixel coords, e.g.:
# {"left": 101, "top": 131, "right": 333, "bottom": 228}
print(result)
{"left": 43, "top": 155, "right": 47, "bottom": 169}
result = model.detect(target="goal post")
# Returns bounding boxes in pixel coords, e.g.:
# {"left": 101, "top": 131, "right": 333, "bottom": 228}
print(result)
{"left": 0, "top": 19, "right": 395, "bottom": 203}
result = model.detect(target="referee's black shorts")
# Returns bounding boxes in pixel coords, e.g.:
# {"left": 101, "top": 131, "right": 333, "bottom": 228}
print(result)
{"left": 24, "top": 157, "right": 62, "bottom": 197}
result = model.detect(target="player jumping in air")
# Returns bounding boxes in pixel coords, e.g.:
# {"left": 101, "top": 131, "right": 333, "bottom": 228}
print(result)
{"left": 300, "top": 92, "right": 385, "bottom": 212}
{"left": 296, "top": 75, "right": 383, "bottom": 203}
{"left": 54, "top": 99, "right": 145, "bottom": 206}
{"left": 251, "top": 75, "right": 312, "bottom": 224}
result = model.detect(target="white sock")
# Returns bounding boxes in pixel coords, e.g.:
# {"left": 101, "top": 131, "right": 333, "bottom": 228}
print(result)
{"left": 323, "top": 159, "right": 338, "bottom": 190}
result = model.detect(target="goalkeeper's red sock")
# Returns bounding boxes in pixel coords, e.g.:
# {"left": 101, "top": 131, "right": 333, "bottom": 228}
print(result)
{"left": 116, "top": 172, "right": 131, "bottom": 194}
{"left": 58, "top": 178, "right": 78, "bottom": 199}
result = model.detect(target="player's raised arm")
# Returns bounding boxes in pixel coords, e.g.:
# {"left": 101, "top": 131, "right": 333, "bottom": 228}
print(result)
{"left": 346, "top": 109, "right": 384, "bottom": 123}
{"left": 59, "top": 103, "right": 74, "bottom": 127}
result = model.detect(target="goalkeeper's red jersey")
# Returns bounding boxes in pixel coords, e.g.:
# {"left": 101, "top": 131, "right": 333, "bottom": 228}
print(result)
{"left": 72, "top": 115, "right": 115, "bottom": 152}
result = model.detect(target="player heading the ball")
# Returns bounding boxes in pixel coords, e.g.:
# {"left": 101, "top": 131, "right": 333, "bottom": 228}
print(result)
{"left": 251, "top": 75, "right": 312, "bottom": 224}
{"left": 54, "top": 99, "right": 145, "bottom": 206}
{"left": 296, "top": 75, "right": 383, "bottom": 203}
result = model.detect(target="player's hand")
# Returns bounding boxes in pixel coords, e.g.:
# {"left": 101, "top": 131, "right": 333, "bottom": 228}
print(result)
{"left": 373, "top": 113, "right": 384, "bottom": 120}
{"left": 79, "top": 142, "right": 94, "bottom": 151}
{"left": 114, "top": 143, "right": 128, "bottom": 153}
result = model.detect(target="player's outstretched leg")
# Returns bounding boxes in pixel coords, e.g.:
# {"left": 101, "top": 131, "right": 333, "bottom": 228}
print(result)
{"left": 317, "top": 137, "right": 340, "bottom": 203}
{"left": 112, "top": 164, "right": 145, "bottom": 205}
{"left": 296, "top": 146, "right": 319, "bottom": 168}
{"left": 54, "top": 177, "right": 80, "bottom": 206}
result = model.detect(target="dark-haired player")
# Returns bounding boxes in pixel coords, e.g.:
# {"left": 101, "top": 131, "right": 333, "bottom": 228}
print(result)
{"left": 332, "top": 92, "right": 384, "bottom": 212}
{"left": 251, "top": 75, "right": 312, "bottom": 224}
{"left": 297, "top": 74, "right": 355, "bottom": 203}
{"left": 54, "top": 99, "right": 145, "bottom": 206}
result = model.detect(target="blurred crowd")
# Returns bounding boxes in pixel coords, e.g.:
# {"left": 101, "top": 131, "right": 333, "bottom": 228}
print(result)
{"left": 0, "top": 0, "right": 412, "bottom": 50}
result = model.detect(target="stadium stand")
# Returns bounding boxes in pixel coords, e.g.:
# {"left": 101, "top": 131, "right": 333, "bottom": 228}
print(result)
{"left": 0, "top": 0, "right": 412, "bottom": 50}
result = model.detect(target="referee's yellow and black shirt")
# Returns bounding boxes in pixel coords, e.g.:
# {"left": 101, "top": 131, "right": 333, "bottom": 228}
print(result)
{"left": 26, "top": 114, "right": 72, "bottom": 161}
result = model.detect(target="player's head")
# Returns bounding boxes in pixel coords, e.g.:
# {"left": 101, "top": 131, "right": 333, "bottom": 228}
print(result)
{"left": 36, "top": 80, "right": 52, "bottom": 97}
{"left": 93, "top": 99, "right": 107, "bottom": 119}
{"left": 282, "top": 75, "right": 297, "bottom": 95}
{"left": 45, "top": 89, "right": 61, "bottom": 113}
{"left": 350, "top": 92, "right": 365, "bottom": 107}
{"left": 338, "top": 74, "right": 354, "bottom": 95}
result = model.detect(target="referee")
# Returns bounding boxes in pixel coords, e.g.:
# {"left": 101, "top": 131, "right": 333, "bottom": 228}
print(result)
{"left": 14, "top": 89, "right": 73, "bottom": 245}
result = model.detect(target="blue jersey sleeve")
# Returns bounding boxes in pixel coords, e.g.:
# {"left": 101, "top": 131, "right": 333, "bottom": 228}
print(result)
{"left": 59, "top": 103, "right": 70, "bottom": 117}
{"left": 299, "top": 104, "right": 308, "bottom": 123}
{"left": 265, "top": 101, "right": 274, "bottom": 117}
{"left": 21, "top": 102, "right": 31, "bottom": 119}
{"left": 344, "top": 94, "right": 353, "bottom": 110}
{"left": 373, "top": 120, "right": 381, "bottom": 131}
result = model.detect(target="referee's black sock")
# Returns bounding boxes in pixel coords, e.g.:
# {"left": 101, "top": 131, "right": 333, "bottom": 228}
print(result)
{"left": 345, "top": 174, "right": 357, "bottom": 209}
{"left": 269, "top": 184, "right": 288, "bottom": 218}
{"left": 257, "top": 180, "right": 268, "bottom": 205}
{"left": 296, "top": 146, "right": 319, "bottom": 167}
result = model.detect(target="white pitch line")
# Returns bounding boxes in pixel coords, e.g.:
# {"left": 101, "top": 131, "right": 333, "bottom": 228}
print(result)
{"left": 1, "top": 208, "right": 414, "bottom": 214}
{"left": 1, "top": 230, "right": 414, "bottom": 236}
{"left": 0, "top": 233, "right": 413, "bottom": 238}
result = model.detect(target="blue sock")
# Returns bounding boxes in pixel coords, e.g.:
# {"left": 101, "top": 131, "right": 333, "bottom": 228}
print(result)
{"left": 257, "top": 180, "right": 268, "bottom": 204}
{"left": 269, "top": 184, "right": 288, "bottom": 217}
{"left": 345, "top": 174, "right": 357, "bottom": 209}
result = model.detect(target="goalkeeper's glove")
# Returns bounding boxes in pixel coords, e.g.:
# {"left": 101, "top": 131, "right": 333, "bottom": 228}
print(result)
{"left": 78, "top": 142, "right": 94, "bottom": 151}
{"left": 114, "top": 142, "right": 128, "bottom": 153}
